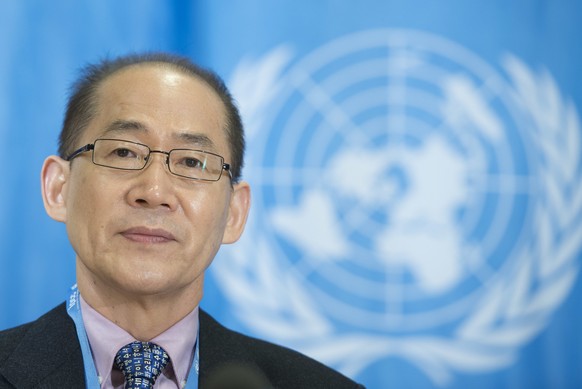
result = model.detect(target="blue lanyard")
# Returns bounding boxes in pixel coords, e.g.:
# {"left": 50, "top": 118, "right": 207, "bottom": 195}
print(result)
{"left": 66, "top": 284, "right": 200, "bottom": 389}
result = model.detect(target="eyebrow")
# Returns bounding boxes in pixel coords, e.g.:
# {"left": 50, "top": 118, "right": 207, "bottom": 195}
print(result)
{"left": 102, "top": 119, "right": 216, "bottom": 149}
{"left": 103, "top": 119, "right": 147, "bottom": 134}
{"left": 175, "top": 132, "right": 215, "bottom": 150}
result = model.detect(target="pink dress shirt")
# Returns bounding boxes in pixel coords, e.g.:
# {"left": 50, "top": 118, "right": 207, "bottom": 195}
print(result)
{"left": 80, "top": 296, "right": 199, "bottom": 389}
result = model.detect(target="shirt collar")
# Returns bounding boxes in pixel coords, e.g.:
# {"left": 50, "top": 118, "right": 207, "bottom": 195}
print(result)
{"left": 80, "top": 295, "right": 199, "bottom": 387}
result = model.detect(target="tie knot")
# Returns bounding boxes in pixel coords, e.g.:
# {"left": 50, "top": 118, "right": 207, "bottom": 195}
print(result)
{"left": 115, "top": 341, "right": 170, "bottom": 389}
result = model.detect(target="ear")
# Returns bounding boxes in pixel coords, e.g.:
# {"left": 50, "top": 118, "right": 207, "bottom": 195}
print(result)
{"left": 222, "top": 181, "right": 251, "bottom": 244}
{"left": 41, "top": 155, "right": 70, "bottom": 223}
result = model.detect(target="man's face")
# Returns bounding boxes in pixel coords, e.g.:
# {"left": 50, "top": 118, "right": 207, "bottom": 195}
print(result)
{"left": 46, "top": 65, "right": 249, "bottom": 300}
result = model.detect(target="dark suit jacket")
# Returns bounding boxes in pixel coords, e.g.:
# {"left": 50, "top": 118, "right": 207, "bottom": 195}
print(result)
{"left": 0, "top": 304, "right": 364, "bottom": 388}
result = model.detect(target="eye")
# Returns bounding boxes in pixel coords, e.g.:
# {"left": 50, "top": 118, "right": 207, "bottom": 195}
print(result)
{"left": 112, "top": 148, "right": 137, "bottom": 158}
{"left": 182, "top": 157, "right": 205, "bottom": 169}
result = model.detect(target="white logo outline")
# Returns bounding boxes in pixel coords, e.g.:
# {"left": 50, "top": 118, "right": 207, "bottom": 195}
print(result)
{"left": 215, "top": 30, "right": 582, "bottom": 386}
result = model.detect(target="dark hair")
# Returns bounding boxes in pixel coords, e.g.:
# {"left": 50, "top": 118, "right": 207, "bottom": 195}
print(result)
{"left": 59, "top": 52, "right": 245, "bottom": 182}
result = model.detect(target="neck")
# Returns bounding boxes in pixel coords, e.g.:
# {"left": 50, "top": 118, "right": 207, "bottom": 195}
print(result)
{"left": 76, "top": 262, "right": 202, "bottom": 341}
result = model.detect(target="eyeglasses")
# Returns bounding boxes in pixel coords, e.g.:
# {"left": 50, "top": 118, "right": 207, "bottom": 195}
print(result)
{"left": 66, "top": 138, "right": 232, "bottom": 182}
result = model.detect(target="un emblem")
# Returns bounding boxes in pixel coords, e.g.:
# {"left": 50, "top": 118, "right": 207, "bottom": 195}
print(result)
{"left": 215, "top": 29, "right": 582, "bottom": 385}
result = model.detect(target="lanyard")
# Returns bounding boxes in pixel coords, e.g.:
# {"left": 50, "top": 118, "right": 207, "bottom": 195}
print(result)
{"left": 66, "top": 284, "right": 200, "bottom": 389}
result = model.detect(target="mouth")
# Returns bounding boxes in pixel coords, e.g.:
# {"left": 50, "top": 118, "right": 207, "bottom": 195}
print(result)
{"left": 120, "top": 227, "right": 176, "bottom": 244}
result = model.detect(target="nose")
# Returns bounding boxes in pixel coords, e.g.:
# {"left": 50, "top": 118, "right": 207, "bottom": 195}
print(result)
{"left": 126, "top": 152, "right": 178, "bottom": 211}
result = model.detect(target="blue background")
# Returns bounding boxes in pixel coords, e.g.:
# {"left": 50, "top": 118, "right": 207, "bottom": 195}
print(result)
{"left": 1, "top": 2, "right": 581, "bottom": 388}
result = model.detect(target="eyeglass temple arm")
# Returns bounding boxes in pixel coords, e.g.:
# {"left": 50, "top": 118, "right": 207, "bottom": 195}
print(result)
{"left": 223, "top": 163, "right": 233, "bottom": 180}
{"left": 66, "top": 144, "right": 95, "bottom": 161}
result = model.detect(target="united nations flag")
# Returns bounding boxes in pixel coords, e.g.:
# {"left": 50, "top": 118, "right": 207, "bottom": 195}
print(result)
{"left": 206, "top": 5, "right": 582, "bottom": 389}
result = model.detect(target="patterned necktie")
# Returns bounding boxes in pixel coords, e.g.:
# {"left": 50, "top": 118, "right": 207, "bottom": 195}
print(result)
{"left": 115, "top": 341, "right": 170, "bottom": 389}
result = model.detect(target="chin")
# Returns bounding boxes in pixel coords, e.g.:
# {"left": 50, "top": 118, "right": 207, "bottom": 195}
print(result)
{"left": 134, "top": 271, "right": 200, "bottom": 295}
{"left": 114, "top": 271, "right": 175, "bottom": 295}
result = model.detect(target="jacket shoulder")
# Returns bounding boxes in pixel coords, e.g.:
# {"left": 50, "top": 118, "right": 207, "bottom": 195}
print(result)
{"left": 199, "top": 310, "right": 365, "bottom": 389}
{"left": 0, "top": 303, "right": 85, "bottom": 388}
{"left": 0, "top": 304, "right": 68, "bottom": 360}
{"left": 0, "top": 321, "right": 31, "bottom": 362}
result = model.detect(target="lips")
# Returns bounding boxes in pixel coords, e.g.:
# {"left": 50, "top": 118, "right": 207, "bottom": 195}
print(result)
{"left": 120, "top": 226, "right": 176, "bottom": 244}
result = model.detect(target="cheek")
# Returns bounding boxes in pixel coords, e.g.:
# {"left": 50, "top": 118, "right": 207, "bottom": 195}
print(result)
{"left": 183, "top": 190, "right": 230, "bottom": 238}
{"left": 72, "top": 185, "right": 102, "bottom": 220}
{"left": 66, "top": 176, "right": 115, "bottom": 241}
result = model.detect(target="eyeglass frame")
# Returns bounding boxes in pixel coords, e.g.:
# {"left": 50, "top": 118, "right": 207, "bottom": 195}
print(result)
{"left": 65, "top": 138, "right": 232, "bottom": 182}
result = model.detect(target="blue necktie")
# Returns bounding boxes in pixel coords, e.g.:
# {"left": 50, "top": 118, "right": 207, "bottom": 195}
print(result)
{"left": 115, "top": 341, "right": 170, "bottom": 389}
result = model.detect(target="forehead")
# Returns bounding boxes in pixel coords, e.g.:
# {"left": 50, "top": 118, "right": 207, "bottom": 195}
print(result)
{"left": 87, "top": 64, "right": 229, "bottom": 154}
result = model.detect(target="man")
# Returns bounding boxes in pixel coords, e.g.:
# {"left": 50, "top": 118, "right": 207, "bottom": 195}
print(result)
{"left": 0, "top": 53, "right": 364, "bottom": 389}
